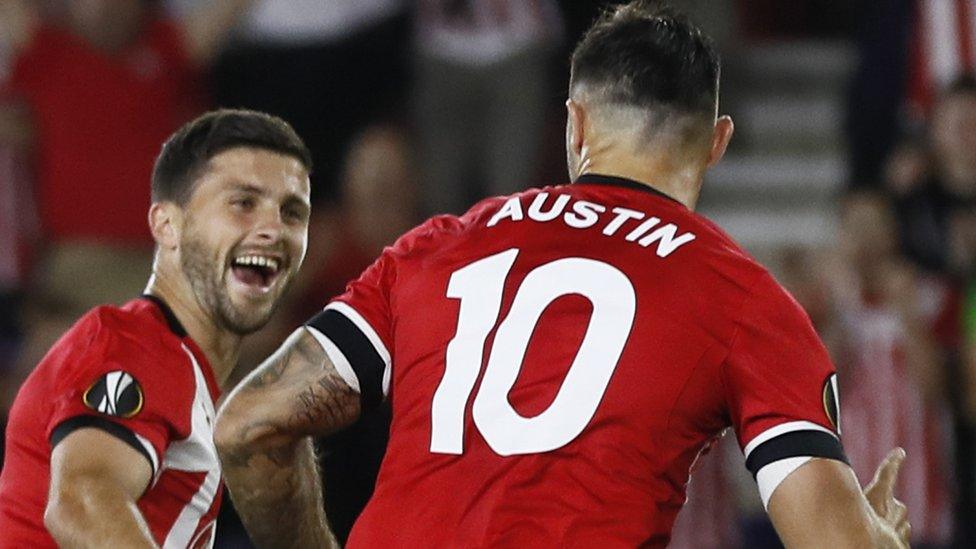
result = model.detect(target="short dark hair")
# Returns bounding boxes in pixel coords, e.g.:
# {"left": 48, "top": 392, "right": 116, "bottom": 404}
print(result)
{"left": 570, "top": 1, "right": 719, "bottom": 115}
{"left": 152, "top": 109, "right": 312, "bottom": 205}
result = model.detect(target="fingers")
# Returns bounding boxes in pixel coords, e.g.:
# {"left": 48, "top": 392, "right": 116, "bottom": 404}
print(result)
{"left": 889, "top": 497, "right": 907, "bottom": 525}
{"left": 896, "top": 517, "right": 911, "bottom": 546}
{"left": 887, "top": 496, "right": 910, "bottom": 546}
{"left": 868, "top": 447, "right": 906, "bottom": 501}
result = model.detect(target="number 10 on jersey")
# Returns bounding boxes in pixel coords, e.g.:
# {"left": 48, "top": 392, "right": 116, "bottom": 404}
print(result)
{"left": 430, "top": 248, "right": 637, "bottom": 457}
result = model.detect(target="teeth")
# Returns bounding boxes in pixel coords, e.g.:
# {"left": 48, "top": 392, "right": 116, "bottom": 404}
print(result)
{"left": 234, "top": 255, "right": 280, "bottom": 272}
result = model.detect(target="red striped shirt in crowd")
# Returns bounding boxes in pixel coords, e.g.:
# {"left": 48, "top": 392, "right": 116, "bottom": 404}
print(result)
{"left": 837, "top": 296, "right": 954, "bottom": 546}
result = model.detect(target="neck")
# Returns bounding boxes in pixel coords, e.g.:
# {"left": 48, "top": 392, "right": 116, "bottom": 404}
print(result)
{"left": 144, "top": 268, "right": 242, "bottom": 387}
{"left": 576, "top": 142, "right": 705, "bottom": 210}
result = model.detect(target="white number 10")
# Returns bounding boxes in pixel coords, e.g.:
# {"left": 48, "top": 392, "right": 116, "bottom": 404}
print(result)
{"left": 430, "top": 249, "right": 636, "bottom": 456}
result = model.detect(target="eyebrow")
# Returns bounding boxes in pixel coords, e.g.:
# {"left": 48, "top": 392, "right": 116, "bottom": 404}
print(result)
{"left": 228, "top": 183, "right": 267, "bottom": 196}
{"left": 229, "top": 182, "right": 310, "bottom": 210}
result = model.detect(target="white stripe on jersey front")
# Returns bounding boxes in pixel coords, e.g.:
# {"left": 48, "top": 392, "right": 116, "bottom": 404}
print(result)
{"left": 134, "top": 432, "right": 161, "bottom": 482}
{"left": 742, "top": 420, "right": 837, "bottom": 460}
{"left": 325, "top": 302, "right": 392, "bottom": 396}
{"left": 164, "top": 467, "right": 221, "bottom": 549}
{"left": 162, "top": 345, "right": 220, "bottom": 549}
{"left": 305, "top": 325, "right": 362, "bottom": 393}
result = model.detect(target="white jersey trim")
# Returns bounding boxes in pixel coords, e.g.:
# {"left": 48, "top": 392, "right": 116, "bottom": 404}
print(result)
{"left": 743, "top": 420, "right": 837, "bottom": 459}
{"left": 134, "top": 432, "right": 161, "bottom": 482}
{"left": 757, "top": 456, "right": 812, "bottom": 510}
{"left": 324, "top": 301, "right": 392, "bottom": 396}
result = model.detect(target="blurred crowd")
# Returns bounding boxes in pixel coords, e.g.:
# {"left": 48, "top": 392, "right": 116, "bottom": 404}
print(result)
{"left": 1, "top": 1, "right": 975, "bottom": 548}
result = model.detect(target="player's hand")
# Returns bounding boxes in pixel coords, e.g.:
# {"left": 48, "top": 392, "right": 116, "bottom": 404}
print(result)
{"left": 863, "top": 448, "right": 910, "bottom": 547}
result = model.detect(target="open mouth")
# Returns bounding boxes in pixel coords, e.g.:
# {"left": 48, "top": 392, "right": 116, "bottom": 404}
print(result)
{"left": 230, "top": 253, "right": 283, "bottom": 293}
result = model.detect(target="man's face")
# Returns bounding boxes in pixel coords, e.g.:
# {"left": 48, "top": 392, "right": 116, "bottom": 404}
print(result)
{"left": 178, "top": 147, "right": 311, "bottom": 335}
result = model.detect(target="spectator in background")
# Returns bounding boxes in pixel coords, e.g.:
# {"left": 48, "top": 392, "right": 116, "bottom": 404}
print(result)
{"left": 413, "top": 0, "right": 562, "bottom": 215}
{"left": 846, "top": 0, "right": 975, "bottom": 187}
{"left": 829, "top": 191, "right": 955, "bottom": 547}
{"left": 0, "top": 0, "right": 255, "bottom": 407}
{"left": 213, "top": 0, "right": 410, "bottom": 205}
{"left": 883, "top": 75, "right": 976, "bottom": 544}
{"left": 886, "top": 75, "right": 976, "bottom": 274}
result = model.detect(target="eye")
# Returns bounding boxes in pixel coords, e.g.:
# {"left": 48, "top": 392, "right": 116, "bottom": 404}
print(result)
{"left": 282, "top": 205, "right": 308, "bottom": 223}
{"left": 231, "top": 197, "right": 255, "bottom": 211}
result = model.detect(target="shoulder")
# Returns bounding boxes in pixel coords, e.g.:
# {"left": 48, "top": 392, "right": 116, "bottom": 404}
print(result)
{"left": 47, "top": 300, "right": 189, "bottom": 386}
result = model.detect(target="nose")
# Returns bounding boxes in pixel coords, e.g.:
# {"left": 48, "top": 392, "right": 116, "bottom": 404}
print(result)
{"left": 254, "top": 209, "right": 285, "bottom": 243}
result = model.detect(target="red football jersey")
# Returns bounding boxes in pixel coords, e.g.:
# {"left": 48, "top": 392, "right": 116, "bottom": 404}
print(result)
{"left": 307, "top": 174, "right": 846, "bottom": 547}
{"left": 0, "top": 297, "right": 222, "bottom": 548}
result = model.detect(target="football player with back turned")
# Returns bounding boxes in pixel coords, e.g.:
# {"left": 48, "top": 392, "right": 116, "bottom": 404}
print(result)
{"left": 0, "top": 110, "right": 312, "bottom": 548}
{"left": 215, "top": 3, "right": 910, "bottom": 547}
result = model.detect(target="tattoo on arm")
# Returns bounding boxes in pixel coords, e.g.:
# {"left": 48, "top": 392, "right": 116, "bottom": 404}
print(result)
{"left": 215, "top": 328, "right": 362, "bottom": 548}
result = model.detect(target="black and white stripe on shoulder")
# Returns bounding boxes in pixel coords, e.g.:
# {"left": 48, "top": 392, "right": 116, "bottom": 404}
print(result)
{"left": 51, "top": 415, "right": 160, "bottom": 477}
{"left": 743, "top": 421, "right": 848, "bottom": 509}
{"left": 744, "top": 420, "right": 847, "bottom": 476}
{"left": 305, "top": 302, "right": 391, "bottom": 412}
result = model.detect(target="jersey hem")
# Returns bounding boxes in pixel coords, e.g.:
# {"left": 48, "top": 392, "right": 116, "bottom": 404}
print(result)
{"left": 744, "top": 429, "right": 847, "bottom": 477}
{"left": 49, "top": 415, "right": 159, "bottom": 478}
{"left": 306, "top": 306, "right": 388, "bottom": 411}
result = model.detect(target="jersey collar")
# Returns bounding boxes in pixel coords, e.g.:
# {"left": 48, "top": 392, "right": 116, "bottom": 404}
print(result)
{"left": 575, "top": 173, "right": 683, "bottom": 206}
{"left": 141, "top": 294, "right": 189, "bottom": 338}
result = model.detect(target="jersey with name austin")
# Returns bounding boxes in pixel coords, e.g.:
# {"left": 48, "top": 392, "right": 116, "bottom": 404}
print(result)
{"left": 0, "top": 297, "right": 223, "bottom": 549}
{"left": 306, "top": 174, "right": 846, "bottom": 548}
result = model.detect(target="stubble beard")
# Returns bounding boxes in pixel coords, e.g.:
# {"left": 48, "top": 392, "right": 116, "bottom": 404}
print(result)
{"left": 179, "top": 234, "right": 276, "bottom": 335}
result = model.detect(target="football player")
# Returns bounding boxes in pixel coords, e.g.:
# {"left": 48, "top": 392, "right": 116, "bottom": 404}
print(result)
{"left": 0, "top": 109, "right": 312, "bottom": 548}
{"left": 216, "top": 3, "right": 910, "bottom": 547}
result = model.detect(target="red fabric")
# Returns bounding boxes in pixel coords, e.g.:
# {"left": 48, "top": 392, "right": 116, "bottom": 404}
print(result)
{"left": 329, "top": 181, "right": 838, "bottom": 547}
{"left": 0, "top": 298, "right": 222, "bottom": 548}
{"left": 9, "top": 19, "right": 201, "bottom": 245}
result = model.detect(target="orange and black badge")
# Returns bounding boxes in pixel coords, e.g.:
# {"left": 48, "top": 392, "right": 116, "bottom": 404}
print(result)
{"left": 83, "top": 370, "right": 144, "bottom": 418}
{"left": 822, "top": 373, "right": 840, "bottom": 434}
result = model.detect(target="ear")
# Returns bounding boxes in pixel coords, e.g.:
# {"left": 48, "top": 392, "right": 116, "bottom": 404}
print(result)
{"left": 566, "top": 99, "right": 586, "bottom": 157}
{"left": 148, "top": 202, "right": 181, "bottom": 249}
{"left": 706, "top": 115, "right": 735, "bottom": 168}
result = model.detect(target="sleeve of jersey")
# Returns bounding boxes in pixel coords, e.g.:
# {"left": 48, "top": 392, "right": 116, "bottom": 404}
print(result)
{"left": 46, "top": 322, "right": 188, "bottom": 481}
{"left": 722, "top": 272, "right": 847, "bottom": 509}
{"left": 305, "top": 251, "right": 395, "bottom": 414}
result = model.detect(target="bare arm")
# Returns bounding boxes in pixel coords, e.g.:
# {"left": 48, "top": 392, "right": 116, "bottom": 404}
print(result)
{"left": 768, "top": 449, "right": 909, "bottom": 548}
{"left": 180, "top": 0, "right": 255, "bottom": 66}
{"left": 215, "top": 327, "right": 362, "bottom": 549}
{"left": 46, "top": 428, "right": 157, "bottom": 548}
